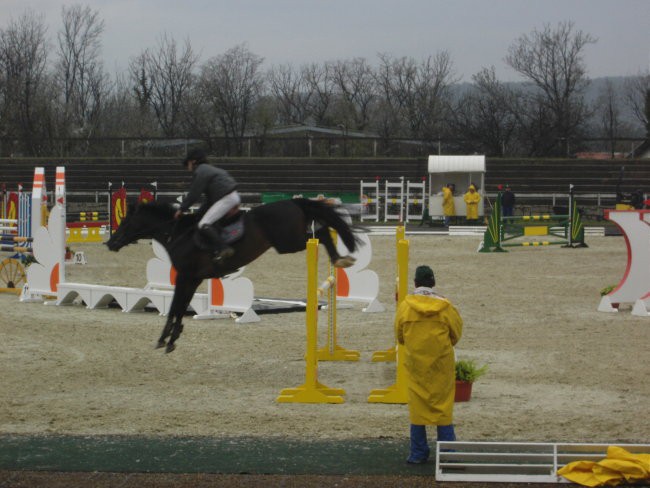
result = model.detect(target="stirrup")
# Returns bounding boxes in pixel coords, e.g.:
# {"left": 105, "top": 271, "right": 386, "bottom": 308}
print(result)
{"left": 212, "top": 246, "right": 234, "bottom": 262}
{"left": 219, "top": 247, "right": 234, "bottom": 259}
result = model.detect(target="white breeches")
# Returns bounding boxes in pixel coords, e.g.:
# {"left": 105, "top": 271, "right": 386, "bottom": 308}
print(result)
{"left": 198, "top": 190, "right": 241, "bottom": 227}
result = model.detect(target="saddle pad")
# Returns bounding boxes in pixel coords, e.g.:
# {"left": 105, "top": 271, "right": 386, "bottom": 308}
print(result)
{"left": 192, "top": 218, "right": 244, "bottom": 251}
{"left": 222, "top": 219, "right": 244, "bottom": 244}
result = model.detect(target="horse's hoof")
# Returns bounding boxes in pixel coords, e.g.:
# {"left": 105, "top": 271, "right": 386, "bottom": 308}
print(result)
{"left": 155, "top": 341, "right": 166, "bottom": 349}
{"left": 165, "top": 343, "right": 176, "bottom": 354}
{"left": 334, "top": 256, "right": 356, "bottom": 268}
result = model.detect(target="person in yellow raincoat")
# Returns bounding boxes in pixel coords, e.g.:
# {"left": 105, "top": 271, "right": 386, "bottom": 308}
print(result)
{"left": 463, "top": 184, "right": 481, "bottom": 222}
{"left": 442, "top": 183, "right": 455, "bottom": 226}
{"left": 396, "top": 265, "right": 463, "bottom": 464}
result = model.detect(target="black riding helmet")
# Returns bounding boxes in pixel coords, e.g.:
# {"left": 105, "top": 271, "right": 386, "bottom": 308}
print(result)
{"left": 182, "top": 148, "right": 207, "bottom": 167}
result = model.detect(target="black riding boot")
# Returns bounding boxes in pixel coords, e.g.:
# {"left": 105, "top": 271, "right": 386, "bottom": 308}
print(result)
{"left": 199, "top": 224, "right": 234, "bottom": 262}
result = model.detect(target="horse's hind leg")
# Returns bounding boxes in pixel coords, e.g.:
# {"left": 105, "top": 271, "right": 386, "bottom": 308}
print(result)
{"left": 315, "top": 226, "right": 356, "bottom": 268}
{"left": 166, "top": 321, "right": 185, "bottom": 353}
{"left": 156, "top": 319, "right": 173, "bottom": 349}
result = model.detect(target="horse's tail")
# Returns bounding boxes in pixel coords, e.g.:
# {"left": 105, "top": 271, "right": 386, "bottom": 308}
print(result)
{"left": 294, "top": 198, "right": 359, "bottom": 253}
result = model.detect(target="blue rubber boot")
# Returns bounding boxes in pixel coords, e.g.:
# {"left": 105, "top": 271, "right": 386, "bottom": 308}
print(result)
{"left": 407, "top": 424, "right": 430, "bottom": 464}
{"left": 437, "top": 424, "right": 456, "bottom": 441}
{"left": 437, "top": 424, "right": 456, "bottom": 452}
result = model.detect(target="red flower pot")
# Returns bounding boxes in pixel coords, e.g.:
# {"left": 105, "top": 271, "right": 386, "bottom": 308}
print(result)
{"left": 455, "top": 380, "right": 473, "bottom": 402}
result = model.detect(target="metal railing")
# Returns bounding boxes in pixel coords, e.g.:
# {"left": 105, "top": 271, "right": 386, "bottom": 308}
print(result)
{"left": 62, "top": 190, "right": 625, "bottom": 224}
{"left": 3, "top": 135, "right": 645, "bottom": 158}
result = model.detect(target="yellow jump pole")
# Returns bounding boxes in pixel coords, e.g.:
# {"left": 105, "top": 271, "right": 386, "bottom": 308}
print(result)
{"left": 370, "top": 225, "right": 405, "bottom": 362}
{"left": 317, "top": 231, "right": 360, "bottom": 361}
{"left": 367, "top": 237, "right": 409, "bottom": 404}
{"left": 277, "top": 238, "right": 345, "bottom": 404}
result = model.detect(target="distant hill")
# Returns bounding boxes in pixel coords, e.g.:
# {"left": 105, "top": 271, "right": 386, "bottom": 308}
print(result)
{"left": 453, "top": 75, "right": 644, "bottom": 136}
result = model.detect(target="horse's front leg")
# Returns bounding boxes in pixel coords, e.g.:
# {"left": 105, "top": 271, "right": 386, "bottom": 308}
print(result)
{"left": 165, "top": 275, "right": 202, "bottom": 353}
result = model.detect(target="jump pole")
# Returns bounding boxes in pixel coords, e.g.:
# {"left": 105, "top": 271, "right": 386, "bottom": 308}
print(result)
{"left": 0, "top": 193, "right": 31, "bottom": 237}
{"left": 370, "top": 225, "right": 406, "bottom": 362}
{"left": 367, "top": 236, "right": 409, "bottom": 404}
{"left": 19, "top": 167, "right": 66, "bottom": 302}
{"left": 0, "top": 186, "right": 33, "bottom": 295}
{"left": 0, "top": 236, "right": 32, "bottom": 243}
{"left": 277, "top": 238, "right": 345, "bottom": 404}
{"left": 317, "top": 231, "right": 360, "bottom": 361}
{"left": 0, "top": 245, "right": 31, "bottom": 253}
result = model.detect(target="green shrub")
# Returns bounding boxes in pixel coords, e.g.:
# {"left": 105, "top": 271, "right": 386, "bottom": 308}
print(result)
{"left": 600, "top": 284, "right": 616, "bottom": 296}
{"left": 455, "top": 359, "right": 488, "bottom": 382}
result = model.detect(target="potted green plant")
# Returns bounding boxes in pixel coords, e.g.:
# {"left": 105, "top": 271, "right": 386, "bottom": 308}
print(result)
{"left": 455, "top": 359, "right": 488, "bottom": 402}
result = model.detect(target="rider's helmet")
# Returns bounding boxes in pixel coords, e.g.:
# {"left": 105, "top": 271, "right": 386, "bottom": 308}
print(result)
{"left": 182, "top": 148, "right": 207, "bottom": 167}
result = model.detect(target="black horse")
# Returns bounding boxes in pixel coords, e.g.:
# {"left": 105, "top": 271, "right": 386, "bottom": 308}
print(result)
{"left": 105, "top": 198, "right": 358, "bottom": 352}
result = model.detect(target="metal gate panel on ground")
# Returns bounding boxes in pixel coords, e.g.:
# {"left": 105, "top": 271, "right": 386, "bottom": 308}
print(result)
{"left": 436, "top": 441, "right": 650, "bottom": 483}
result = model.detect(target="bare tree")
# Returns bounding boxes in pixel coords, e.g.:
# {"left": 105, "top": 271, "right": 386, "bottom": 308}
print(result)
{"left": 505, "top": 21, "right": 595, "bottom": 155}
{"left": 594, "top": 80, "right": 624, "bottom": 157}
{"left": 55, "top": 4, "right": 109, "bottom": 142}
{"left": 269, "top": 59, "right": 376, "bottom": 130}
{"left": 414, "top": 51, "right": 456, "bottom": 139}
{"left": 198, "top": 44, "right": 264, "bottom": 155}
{"left": 267, "top": 64, "right": 312, "bottom": 125}
{"left": 129, "top": 34, "right": 197, "bottom": 137}
{"left": 0, "top": 10, "right": 50, "bottom": 155}
{"left": 452, "top": 67, "right": 517, "bottom": 156}
{"left": 374, "top": 52, "right": 456, "bottom": 141}
{"left": 330, "top": 58, "right": 376, "bottom": 131}
{"left": 101, "top": 73, "right": 157, "bottom": 151}
{"left": 301, "top": 62, "right": 336, "bottom": 126}
{"left": 624, "top": 70, "right": 650, "bottom": 137}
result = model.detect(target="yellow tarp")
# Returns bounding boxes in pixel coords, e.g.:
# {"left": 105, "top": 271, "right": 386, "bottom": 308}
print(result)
{"left": 557, "top": 446, "right": 650, "bottom": 487}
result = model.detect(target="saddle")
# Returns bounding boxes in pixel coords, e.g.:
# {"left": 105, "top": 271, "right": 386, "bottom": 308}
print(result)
{"left": 192, "top": 206, "right": 245, "bottom": 251}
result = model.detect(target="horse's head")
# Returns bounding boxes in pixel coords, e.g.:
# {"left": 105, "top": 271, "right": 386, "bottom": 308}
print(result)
{"left": 105, "top": 201, "right": 176, "bottom": 251}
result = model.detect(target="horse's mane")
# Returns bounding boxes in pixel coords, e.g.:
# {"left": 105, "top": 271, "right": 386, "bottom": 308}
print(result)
{"left": 134, "top": 201, "right": 176, "bottom": 219}
{"left": 138, "top": 201, "right": 200, "bottom": 239}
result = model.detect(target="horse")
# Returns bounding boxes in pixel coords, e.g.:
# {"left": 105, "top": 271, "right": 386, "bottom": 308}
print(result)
{"left": 105, "top": 198, "right": 359, "bottom": 353}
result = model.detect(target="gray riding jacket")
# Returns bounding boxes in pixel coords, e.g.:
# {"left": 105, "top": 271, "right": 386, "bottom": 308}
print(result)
{"left": 179, "top": 164, "right": 238, "bottom": 214}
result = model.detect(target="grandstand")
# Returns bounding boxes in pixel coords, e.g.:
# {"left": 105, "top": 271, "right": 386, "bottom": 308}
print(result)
{"left": 1, "top": 157, "right": 648, "bottom": 209}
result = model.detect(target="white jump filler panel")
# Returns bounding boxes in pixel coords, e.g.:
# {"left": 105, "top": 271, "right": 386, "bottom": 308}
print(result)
{"left": 597, "top": 209, "right": 650, "bottom": 315}
{"left": 335, "top": 231, "right": 384, "bottom": 313}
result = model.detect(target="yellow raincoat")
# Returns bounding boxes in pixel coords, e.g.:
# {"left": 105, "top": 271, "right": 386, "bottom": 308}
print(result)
{"left": 396, "top": 291, "right": 463, "bottom": 425}
{"left": 463, "top": 186, "right": 481, "bottom": 220}
{"left": 442, "top": 186, "right": 455, "bottom": 217}
{"left": 557, "top": 446, "right": 650, "bottom": 487}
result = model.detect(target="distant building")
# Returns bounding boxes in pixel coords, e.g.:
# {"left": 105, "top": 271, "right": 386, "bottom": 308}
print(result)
{"left": 265, "top": 124, "right": 379, "bottom": 139}
{"left": 575, "top": 151, "right": 627, "bottom": 159}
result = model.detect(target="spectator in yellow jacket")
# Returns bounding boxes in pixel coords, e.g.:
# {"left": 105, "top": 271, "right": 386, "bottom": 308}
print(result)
{"left": 442, "top": 183, "right": 455, "bottom": 226}
{"left": 396, "top": 265, "right": 463, "bottom": 464}
{"left": 463, "top": 184, "right": 481, "bottom": 222}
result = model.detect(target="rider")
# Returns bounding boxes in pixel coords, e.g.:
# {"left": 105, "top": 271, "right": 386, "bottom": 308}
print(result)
{"left": 174, "top": 148, "right": 240, "bottom": 262}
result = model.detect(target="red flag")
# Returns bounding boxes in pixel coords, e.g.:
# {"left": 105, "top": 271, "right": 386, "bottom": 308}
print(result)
{"left": 111, "top": 187, "right": 127, "bottom": 231}
{"left": 138, "top": 188, "right": 154, "bottom": 204}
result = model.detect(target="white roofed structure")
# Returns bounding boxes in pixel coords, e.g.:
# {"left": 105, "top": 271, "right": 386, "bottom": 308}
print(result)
{"left": 428, "top": 155, "right": 486, "bottom": 173}
{"left": 427, "top": 155, "right": 486, "bottom": 222}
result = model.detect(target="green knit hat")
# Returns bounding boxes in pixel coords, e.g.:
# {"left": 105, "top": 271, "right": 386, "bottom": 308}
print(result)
{"left": 414, "top": 265, "right": 435, "bottom": 285}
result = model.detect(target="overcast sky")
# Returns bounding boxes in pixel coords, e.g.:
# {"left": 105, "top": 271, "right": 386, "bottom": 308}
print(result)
{"left": 2, "top": 0, "right": 649, "bottom": 82}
